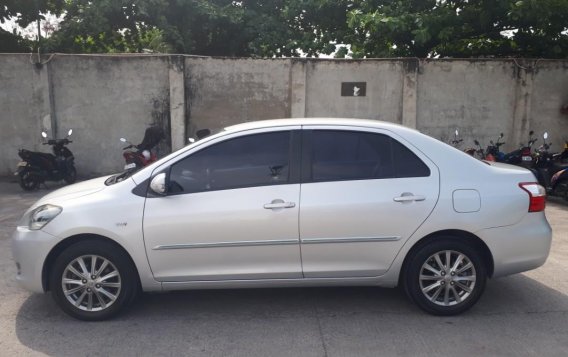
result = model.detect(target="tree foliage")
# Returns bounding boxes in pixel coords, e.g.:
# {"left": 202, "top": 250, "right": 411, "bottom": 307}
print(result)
{"left": 346, "top": 0, "right": 568, "bottom": 58}
{"left": 1, "top": 0, "right": 567, "bottom": 58}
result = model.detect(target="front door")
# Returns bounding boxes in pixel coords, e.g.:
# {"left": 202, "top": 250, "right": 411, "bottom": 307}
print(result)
{"left": 143, "top": 129, "right": 302, "bottom": 281}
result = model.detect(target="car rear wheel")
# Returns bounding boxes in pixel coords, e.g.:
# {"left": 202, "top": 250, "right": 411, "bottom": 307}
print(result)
{"left": 49, "top": 240, "right": 138, "bottom": 321}
{"left": 404, "top": 238, "right": 487, "bottom": 315}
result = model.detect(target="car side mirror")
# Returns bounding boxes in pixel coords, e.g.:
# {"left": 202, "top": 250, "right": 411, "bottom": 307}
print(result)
{"left": 188, "top": 137, "right": 196, "bottom": 143}
{"left": 150, "top": 173, "right": 167, "bottom": 196}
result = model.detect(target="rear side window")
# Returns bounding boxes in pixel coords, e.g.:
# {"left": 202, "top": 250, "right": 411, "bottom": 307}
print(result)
{"left": 391, "top": 139, "right": 430, "bottom": 178}
{"left": 308, "top": 130, "right": 429, "bottom": 182}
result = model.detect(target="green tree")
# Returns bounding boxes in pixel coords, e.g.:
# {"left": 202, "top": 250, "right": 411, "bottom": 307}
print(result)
{"left": 28, "top": 0, "right": 349, "bottom": 56}
{"left": 3, "top": 0, "right": 567, "bottom": 57}
{"left": 1, "top": 0, "right": 65, "bottom": 52}
{"left": 346, "top": 0, "right": 568, "bottom": 58}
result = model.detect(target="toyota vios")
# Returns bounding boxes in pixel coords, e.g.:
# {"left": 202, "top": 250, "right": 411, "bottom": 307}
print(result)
{"left": 12, "top": 119, "right": 552, "bottom": 320}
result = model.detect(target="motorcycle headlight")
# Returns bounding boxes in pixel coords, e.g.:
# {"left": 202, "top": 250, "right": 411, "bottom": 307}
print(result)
{"left": 28, "top": 204, "right": 62, "bottom": 230}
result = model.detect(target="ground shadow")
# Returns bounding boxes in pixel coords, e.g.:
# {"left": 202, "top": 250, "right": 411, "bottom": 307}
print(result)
{"left": 15, "top": 274, "right": 568, "bottom": 356}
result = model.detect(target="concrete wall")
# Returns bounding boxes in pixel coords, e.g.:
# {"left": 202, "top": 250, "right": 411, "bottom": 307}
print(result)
{"left": 0, "top": 56, "right": 49, "bottom": 176}
{"left": 416, "top": 60, "right": 518, "bottom": 148}
{"left": 304, "top": 60, "right": 404, "bottom": 123}
{"left": 48, "top": 55, "right": 170, "bottom": 177}
{"left": 185, "top": 58, "right": 292, "bottom": 137}
{"left": 1, "top": 54, "right": 567, "bottom": 176}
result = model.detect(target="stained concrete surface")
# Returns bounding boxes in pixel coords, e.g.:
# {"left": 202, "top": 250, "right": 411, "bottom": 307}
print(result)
{"left": 0, "top": 179, "right": 567, "bottom": 356}
{"left": 2, "top": 55, "right": 567, "bottom": 177}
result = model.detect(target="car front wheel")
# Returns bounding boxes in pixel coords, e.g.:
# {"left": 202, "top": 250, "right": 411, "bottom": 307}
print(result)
{"left": 404, "top": 239, "right": 487, "bottom": 315}
{"left": 49, "top": 240, "right": 138, "bottom": 321}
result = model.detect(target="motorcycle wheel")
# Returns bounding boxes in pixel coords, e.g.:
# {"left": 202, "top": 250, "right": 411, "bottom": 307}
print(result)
{"left": 19, "top": 171, "right": 39, "bottom": 191}
{"left": 64, "top": 166, "right": 77, "bottom": 184}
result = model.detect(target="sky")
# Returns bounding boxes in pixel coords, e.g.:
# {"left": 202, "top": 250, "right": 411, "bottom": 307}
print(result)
{"left": 1, "top": 12, "right": 62, "bottom": 40}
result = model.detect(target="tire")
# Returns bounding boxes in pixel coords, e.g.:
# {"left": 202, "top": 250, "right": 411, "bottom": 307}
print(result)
{"left": 63, "top": 166, "right": 77, "bottom": 184}
{"left": 403, "top": 238, "right": 487, "bottom": 316}
{"left": 49, "top": 240, "right": 138, "bottom": 321}
{"left": 19, "top": 171, "right": 39, "bottom": 191}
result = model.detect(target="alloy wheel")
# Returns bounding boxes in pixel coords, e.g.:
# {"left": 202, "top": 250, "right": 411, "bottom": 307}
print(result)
{"left": 418, "top": 250, "right": 476, "bottom": 307}
{"left": 61, "top": 255, "right": 122, "bottom": 312}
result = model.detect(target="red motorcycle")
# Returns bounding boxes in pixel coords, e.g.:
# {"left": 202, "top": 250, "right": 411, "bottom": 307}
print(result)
{"left": 120, "top": 126, "right": 164, "bottom": 171}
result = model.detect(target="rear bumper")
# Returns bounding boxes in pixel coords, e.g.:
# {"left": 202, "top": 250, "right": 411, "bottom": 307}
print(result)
{"left": 476, "top": 211, "right": 552, "bottom": 278}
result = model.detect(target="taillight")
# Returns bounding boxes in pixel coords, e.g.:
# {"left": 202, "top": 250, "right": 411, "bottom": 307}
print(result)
{"left": 522, "top": 148, "right": 531, "bottom": 155}
{"left": 518, "top": 182, "right": 546, "bottom": 212}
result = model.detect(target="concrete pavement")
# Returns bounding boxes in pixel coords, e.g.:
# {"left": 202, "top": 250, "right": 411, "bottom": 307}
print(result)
{"left": 1, "top": 179, "right": 567, "bottom": 356}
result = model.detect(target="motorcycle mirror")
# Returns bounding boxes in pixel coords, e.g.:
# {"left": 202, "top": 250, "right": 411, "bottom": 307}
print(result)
{"left": 529, "top": 130, "right": 534, "bottom": 136}
{"left": 490, "top": 140, "right": 494, "bottom": 145}
{"left": 455, "top": 129, "right": 459, "bottom": 136}
{"left": 500, "top": 133, "right": 504, "bottom": 138}
{"left": 188, "top": 138, "right": 196, "bottom": 143}
{"left": 41, "top": 131, "right": 48, "bottom": 138}
{"left": 120, "top": 138, "right": 127, "bottom": 143}
{"left": 474, "top": 140, "right": 480, "bottom": 146}
{"left": 544, "top": 132, "right": 548, "bottom": 140}
{"left": 67, "top": 129, "right": 73, "bottom": 136}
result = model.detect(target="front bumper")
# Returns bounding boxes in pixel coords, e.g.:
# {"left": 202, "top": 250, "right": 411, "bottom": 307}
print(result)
{"left": 477, "top": 211, "right": 552, "bottom": 278}
{"left": 11, "top": 226, "right": 59, "bottom": 293}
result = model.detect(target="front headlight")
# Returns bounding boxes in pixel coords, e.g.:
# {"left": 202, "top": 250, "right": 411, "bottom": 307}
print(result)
{"left": 28, "top": 204, "right": 62, "bottom": 230}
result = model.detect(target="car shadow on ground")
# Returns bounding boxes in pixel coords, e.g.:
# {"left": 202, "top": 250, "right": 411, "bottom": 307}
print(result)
{"left": 14, "top": 274, "right": 568, "bottom": 356}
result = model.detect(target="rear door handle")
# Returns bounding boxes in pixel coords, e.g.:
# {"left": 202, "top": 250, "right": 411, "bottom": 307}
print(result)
{"left": 264, "top": 199, "right": 296, "bottom": 209}
{"left": 393, "top": 194, "right": 426, "bottom": 202}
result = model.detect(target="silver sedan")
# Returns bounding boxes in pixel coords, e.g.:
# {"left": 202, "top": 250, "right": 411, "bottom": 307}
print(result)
{"left": 12, "top": 118, "right": 552, "bottom": 320}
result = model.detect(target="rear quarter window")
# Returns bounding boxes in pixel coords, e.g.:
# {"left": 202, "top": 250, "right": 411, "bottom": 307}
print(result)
{"left": 391, "top": 139, "right": 430, "bottom": 177}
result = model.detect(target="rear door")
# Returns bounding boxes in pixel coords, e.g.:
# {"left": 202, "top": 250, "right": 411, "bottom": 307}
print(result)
{"left": 299, "top": 127, "right": 439, "bottom": 278}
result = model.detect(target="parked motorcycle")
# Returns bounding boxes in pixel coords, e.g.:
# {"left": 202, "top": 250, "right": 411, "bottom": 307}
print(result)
{"left": 472, "top": 135, "right": 504, "bottom": 161}
{"left": 473, "top": 131, "right": 537, "bottom": 169}
{"left": 15, "top": 130, "right": 76, "bottom": 191}
{"left": 501, "top": 131, "right": 538, "bottom": 168}
{"left": 449, "top": 129, "right": 463, "bottom": 148}
{"left": 483, "top": 133, "right": 506, "bottom": 161}
{"left": 120, "top": 125, "right": 165, "bottom": 171}
{"left": 533, "top": 132, "right": 568, "bottom": 200}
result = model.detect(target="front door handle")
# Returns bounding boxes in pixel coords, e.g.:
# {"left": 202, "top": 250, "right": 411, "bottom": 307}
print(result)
{"left": 393, "top": 193, "right": 426, "bottom": 202}
{"left": 264, "top": 199, "right": 296, "bottom": 209}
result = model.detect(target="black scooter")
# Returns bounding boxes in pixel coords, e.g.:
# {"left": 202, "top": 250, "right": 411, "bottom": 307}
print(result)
{"left": 533, "top": 132, "right": 568, "bottom": 200}
{"left": 15, "top": 130, "right": 76, "bottom": 191}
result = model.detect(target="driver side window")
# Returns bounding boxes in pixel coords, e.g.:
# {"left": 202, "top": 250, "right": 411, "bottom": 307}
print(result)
{"left": 169, "top": 131, "right": 291, "bottom": 194}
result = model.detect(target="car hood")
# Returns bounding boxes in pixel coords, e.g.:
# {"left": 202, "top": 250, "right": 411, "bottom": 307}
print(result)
{"left": 32, "top": 176, "right": 110, "bottom": 209}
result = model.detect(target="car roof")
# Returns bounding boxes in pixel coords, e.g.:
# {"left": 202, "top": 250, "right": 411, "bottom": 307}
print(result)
{"left": 224, "top": 118, "right": 417, "bottom": 134}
